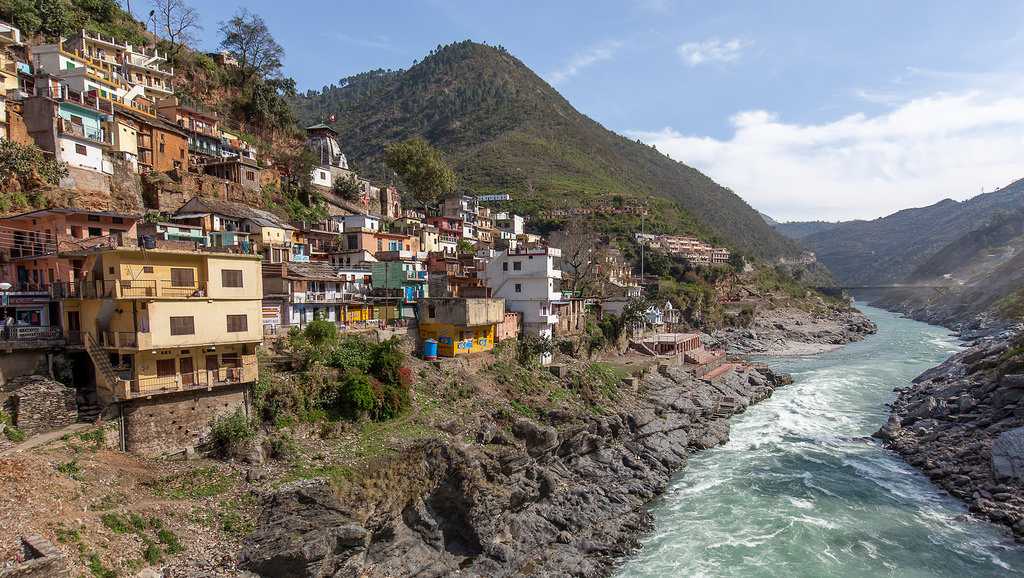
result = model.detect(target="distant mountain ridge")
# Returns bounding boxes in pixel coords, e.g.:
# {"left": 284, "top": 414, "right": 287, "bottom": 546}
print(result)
{"left": 793, "top": 180, "right": 1024, "bottom": 286}
{"left": 771, "top": 220, "right": 842, "bottom": 240}
{"left": 292, "top": 41, "right": 800, "bottom": 260}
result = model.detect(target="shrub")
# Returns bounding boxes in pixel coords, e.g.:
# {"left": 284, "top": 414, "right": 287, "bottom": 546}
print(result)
{"left": 101, "top": 512, "right": 132, "bottom": 534}
{"left": 208, "top": 408, "right": 256, "bottom": 456}
{"left": 303, "top": 319, "right": 338, "bottom": 348}
{"left": 370, "top": 379, "right": 410, "bottom": 421}
{"left": 266, "top": 432, "right": 300, "bottom": 462}
{"left": 370, "top": 338, "right": 403, "bottom": 385}
{"left": 57, "top": 460, "right": 82, "bottom": 480}
{"left": 157, "top": 528, "right": 183, "bottom": 554}
{"left": 328, "top": 371, "right": 375, "bottom": 417}
{"left": 0, "top": 139, "right": 68, "bottom": 192}
{"left": 143, "top": 540, "right": 162, "bottom": 565}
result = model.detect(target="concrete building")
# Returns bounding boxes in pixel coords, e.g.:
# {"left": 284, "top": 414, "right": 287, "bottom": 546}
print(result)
{"left": 22, "top": 80, "right": 113, "bottom": 173}
{"left": 171, "top": 197, "right": 295, "bottom": 262}
{"left": 494, "top": 212, "right": 525, "bottom": 236}
{"left": 157, "top": 96, "right": 221, "bottom": 165}
{"left": 261, "top": 261, "right": 374, "bottom": 333}
{"left": 481, "top": 246, "right": 563, "bottom": 362}
{"left": 417, "top": 297, "right": 505, "bottom": 357}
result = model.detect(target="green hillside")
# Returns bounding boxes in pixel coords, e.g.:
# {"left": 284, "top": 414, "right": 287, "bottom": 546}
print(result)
{"left": 294, "top": 41, "right": 800, "bottom": 260}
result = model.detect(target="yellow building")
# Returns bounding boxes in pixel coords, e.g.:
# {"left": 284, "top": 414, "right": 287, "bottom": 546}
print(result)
{"left": 417, "top": 298, "right": 504, "bottom": 357}
{"left": 59, "top": 247, "right": 263, "bottom": 403}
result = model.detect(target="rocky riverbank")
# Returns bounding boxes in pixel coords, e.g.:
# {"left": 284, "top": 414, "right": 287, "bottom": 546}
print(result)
{"left": 874, "top": 325, "right": 1024, "bottom": 541}
{"left": 239, "top": 363, "right": 792, "bottom": 577}
{"left": 714, "top": 303, "right": 877, "bottom": 356}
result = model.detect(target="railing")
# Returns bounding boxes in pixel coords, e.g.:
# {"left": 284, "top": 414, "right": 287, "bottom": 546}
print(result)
{"left": 53, "top": 280, "right": 208, "bottom": 299}
{"left": 39, "top": 85, "right": 114, "bottom": 115}
{"left": 58, "top": 118, "right": 110, "bottom": 144}
{"left": 0, "top": 325, "right": 62, "bottom": 341}
{"left": 99, "top": 330, "right": 140, "bottom": 348}
{"left": 120, "top": 362, "right": 258, "bottom": 398}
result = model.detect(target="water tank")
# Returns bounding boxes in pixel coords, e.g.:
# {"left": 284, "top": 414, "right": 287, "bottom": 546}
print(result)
{"left": 422, "top": 339, "right": 438, "bottom": 361}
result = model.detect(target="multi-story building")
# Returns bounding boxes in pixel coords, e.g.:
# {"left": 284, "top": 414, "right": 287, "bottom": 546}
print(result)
{"left": 261, "top": 261, "right": 374, "bottom": 334}
{"left": 426, "top": 253, "right": 489, "bottom": 298}
{"left": 417, "top": 298, "right": 505, "bottom": 357}
{"left": 494, "top": 212, "right": 525, "bottom": 236}
{"left": 138, "top": 221, "right": 207, "bottom": 247}
{"left": 371, "top": 259, "right": 427, "bottom": 316}
{"left": 482, "top": 246, "right": 563, "bottom": 363}
{"left": 171, "top": 197, "right": 295, "bottom": 263}
{"left": 116, "top": 107, "right": 189, "bottom": 173}
{"left": 55, "top": 246, "right": 262, "bottom": 455}
{"left": 374, "top": 231, "right": 420, "bottom": 254}
{"left": 22, "top": 79, "right": 113, "bottom": 173}
{"left": 63, "top": 29, "right": 174, "bottom": 100}
{"left": 426, "top": 216, "right": 463, "bottom": 241}
{"left": 157, "top": 96, "right": 221, "bottom": 165}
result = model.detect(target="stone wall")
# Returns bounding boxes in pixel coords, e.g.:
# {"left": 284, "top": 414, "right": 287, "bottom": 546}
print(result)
{"left": 121, "top": 384, "right": 247, "bottom": 457}
{"left": 144, "top": 170, "right": 266, "bottom": 213}
{"left": 108, "top": 156, "right": 144, "bottom": 214}
{"left": 0, "top": 535, "right": 70, "bottom": 578}
{"left": 3, "top": 375, "right": 77, "bottom": 435}
{"left": 59, "top": 167, "right": 110, "bottom": 199}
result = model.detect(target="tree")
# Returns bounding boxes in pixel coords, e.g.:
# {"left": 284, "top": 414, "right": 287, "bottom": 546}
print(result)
{"left": 148, "top": 0, "right": 201, "bottom": 63}
{"left": 383, "top": 138, "right": 455, "bottom": 210}
{"left": 550, "top": 219, "right": 601, "bottom": 295}
{"left": 219, "top": 8, "right": 284, "bottom": 84}
{"left": 332, "top": 174, "right": 362, "bottom": 202}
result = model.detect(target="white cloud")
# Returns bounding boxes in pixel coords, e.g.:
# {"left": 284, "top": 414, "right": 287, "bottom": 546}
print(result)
{"left": 677, "top": 38, "right": 749, "bottom": 66}
{"left": 627, "top": 91, "right": 1024, "bottom": 221}
{"left": 547, "top": 41, "right": 623, "bottom": 85}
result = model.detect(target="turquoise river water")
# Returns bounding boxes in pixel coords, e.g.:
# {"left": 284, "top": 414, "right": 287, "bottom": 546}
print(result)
{"left": 617, "top": 305, "right": 1024, "bottom": 577}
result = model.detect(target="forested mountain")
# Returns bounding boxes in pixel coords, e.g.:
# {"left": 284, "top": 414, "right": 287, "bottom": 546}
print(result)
{"left": 771, "top": 220, "right": 842, "bottom": 240}
{"left": 796, "top": 179, "right": 1024, "bottom": 285}
{"left": 293, "top": 41, "right": 800, "bottom": 259}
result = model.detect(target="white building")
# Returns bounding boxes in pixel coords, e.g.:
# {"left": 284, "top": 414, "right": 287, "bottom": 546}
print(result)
{"left": 482, "top": 246, "right": 563, "bottom": 364}
{"left": 494, "top": 212, "right": 525, "bottom": 236}
{"left": 340, "top": 213, "right": 380, "bottom": 232}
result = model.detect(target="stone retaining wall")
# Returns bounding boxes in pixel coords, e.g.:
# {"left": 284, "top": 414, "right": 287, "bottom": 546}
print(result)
{"left": 0, "top": 535, "right": 69, "bottom": 578}
{"left": 3, "top": 375, "right": 77, "bottom": 435}
{"left": 121, "top": 384, "right": 247, "bottom": 457}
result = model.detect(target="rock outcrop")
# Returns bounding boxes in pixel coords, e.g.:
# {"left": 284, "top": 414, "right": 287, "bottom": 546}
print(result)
{"left": 876, "top": 326, "right": 1024, "bottom": 540}
{"left": 715, "top": 304, "right": 876, "bottom": 355}
{"left": 241, "top": 365, "right": 791, "bottom": 577}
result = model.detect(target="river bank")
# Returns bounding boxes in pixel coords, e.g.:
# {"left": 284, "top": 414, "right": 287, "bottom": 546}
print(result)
{"left": 619, "top": 305, "right": 1024, "bottom": 577}
{"left": 240, "top": 303, "right": 876, "bottom": 577}
{"left": 875, "top": 324, "right": 1024, "bottom": 542}
{"left": 714, "top": 299, "right": 877, "bottom": 356}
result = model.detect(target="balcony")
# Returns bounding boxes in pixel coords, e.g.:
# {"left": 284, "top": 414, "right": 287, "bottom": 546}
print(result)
{"left": 40, "top": 85, "right": 114, "bottom": 115}
{"left": 1, "top": 325, "right": 63, "bottom": 342}
{"left": 53, "top": 280, "right": 209, "bottom": 300}
{"left": 112, "top": 362, "right": 258, "bottom": 399}
{"left": 58, "top": 118, "right": 111, "bottom": 145}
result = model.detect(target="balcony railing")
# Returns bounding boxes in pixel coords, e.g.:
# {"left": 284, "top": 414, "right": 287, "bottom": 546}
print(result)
{"left": 114, "top": 361, "right": 258, "bottom": 399}
{"left": 53, "top": 280, "right": 208, "bottom": 300}
{"left": 58, "top": 117, "right": 110, "bottom": 144}
{"left": 39, "top": 85, "right": 114, "bottom": 115}
{"left": 0, "top": 325, "right": 62, "bottom": 341}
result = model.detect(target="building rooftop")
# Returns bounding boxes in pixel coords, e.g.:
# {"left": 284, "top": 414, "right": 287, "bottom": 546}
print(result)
{"left": 3, "top": 207, "right": 141, "bottom": 221}
{"left": 173, "top": 196, "right": 294, "bottom": 230}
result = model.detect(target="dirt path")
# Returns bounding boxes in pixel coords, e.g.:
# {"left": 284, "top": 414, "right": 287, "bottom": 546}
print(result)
{"left": 0, "top": 423, "right": 93, "bottom": 456}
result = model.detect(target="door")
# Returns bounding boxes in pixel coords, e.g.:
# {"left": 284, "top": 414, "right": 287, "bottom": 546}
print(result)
{"left": 206, "top": 355, "right": 219, "bottom": 384}
{"left": 179, "top": 357, "right": 194, "bottom": 387}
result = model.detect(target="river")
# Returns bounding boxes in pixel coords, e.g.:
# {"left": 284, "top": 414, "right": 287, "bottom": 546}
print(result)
{"left": 617, "top": 305, "right": 1024, "bottom": 577}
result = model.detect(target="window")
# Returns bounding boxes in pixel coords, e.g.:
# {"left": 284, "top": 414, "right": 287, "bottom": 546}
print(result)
{"left": 88, "top": 227, "right": 102, "bottom": 237}
{"left": 513, "top": 261, "right": 522, "bottom": 271}
{"left": 75, "top": 144, "right": 87, "bottom": 155}
{"left": 159, "top": 142, "right": 165, "bottom": 153}
{"left": 428, "top": 304, "right": 436, "bottom": 318}
{"left": 502, "top": 262, "right": 508, "bottom": 271}
{"left": 156, "top": 358, "right": 176, "bottom": 377}
{"left": 142, "top": 266, "right": 153, "bottom": 273}
{"left": 112, "top": 217, "right": 123, "bottom": 224}
{"left": 169, "top": 268, "right": 194, "bottom": 287}
{"left": 245, "top": 170, "right": 255, "bottom": 181}
{"left": 169, "top": 316, "right": 195, "bottom": 335}
{"left": 221, "top": 352, "right": 241, "bottom": 368}
{"left": 222, "top": 269, "right": 243, "bottom": 288}
{"left": 226, "top": 314, "right": 248, "bottom": 332}
{"left": 87, "top": 214, "right": 100, "bottom": 222}
{"left": 514, "top": 283, "right": 522, "bottom": 293}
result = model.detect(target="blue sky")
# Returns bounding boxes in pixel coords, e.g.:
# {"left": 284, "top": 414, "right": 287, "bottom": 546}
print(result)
{"left": 132, "top": 0, "right": 1024, "bottom": 221}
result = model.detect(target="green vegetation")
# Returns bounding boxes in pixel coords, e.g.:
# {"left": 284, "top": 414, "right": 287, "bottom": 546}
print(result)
{"left": 1, "top": 0, "right": 147, "bottom": 43}
{"left": 383, "top": 137, "right": 457, "bottom": 209}
{"left": 333, "top": 174, "right": 363, "bottom": 201}
{"left": 294, "top": 40, "right": 799, "bottom": 260}
{"left": 57, "top": 459, "right": 83, "bottom": 480}
{"left": 0, "top": 140, "right": 69, "bottom": 206}
{"left": 87, "top": 552, "right": 116, "bottom": 578}
{"left": 100, "top": 512, "right": 132, "bottom": 534}
{"left": 208, "top": 408, "right": 256, "bottom": 456}
{"left": 0, "top": 412, "right": 26, "bottom": 442}
{"left": 149, "top": 466, "right": 237, "bottom": 500}
{"left": 260, "top": 329, "right": 412, "bottom": 426}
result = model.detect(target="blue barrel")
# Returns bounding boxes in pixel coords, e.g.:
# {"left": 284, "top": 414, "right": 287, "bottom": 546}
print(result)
{"left": 422, "top": 339, "right": 438, "bottom": 360}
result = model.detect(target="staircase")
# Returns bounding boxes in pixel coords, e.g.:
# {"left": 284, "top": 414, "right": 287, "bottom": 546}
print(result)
{"left": 84, "top": 332, "right": 123, "bottom": 400}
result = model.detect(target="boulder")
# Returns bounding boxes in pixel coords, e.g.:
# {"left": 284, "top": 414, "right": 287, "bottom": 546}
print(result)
{"left": 872, "top": 415, "right": 902, "bottom": 441}
{"left": 992, "top": 427, "right": 1024, "bottom": 482}
{"left": 512, "top": 418, "right": 559, "bottom": 458}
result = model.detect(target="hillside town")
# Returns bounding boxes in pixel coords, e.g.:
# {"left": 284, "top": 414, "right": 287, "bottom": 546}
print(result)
{"left": 0, "top": 18, "right": 750, "bottom": 459}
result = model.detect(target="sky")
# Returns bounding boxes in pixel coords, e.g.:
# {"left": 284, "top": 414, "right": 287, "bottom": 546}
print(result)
{"left": 131, "top": 0, "right": 1024, "bottom": 222}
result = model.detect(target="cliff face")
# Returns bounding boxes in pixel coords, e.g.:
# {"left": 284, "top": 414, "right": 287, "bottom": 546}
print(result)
{"left": 240, "top": 364, "right": 791, "bottom": 577}
{"left": 876, "top": 327, "right": 1024, "bottom": 540}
